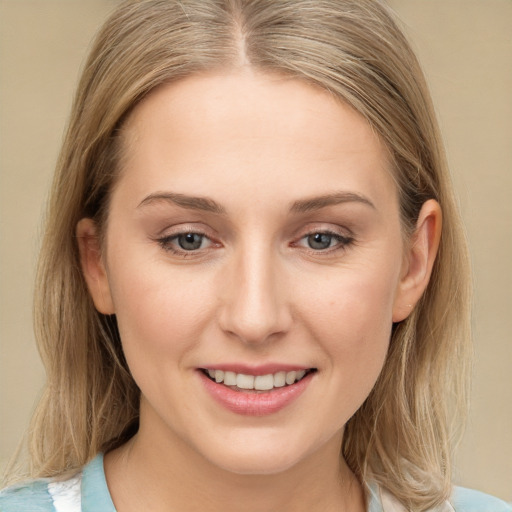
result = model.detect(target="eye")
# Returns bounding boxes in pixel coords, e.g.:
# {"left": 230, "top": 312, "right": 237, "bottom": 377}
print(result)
{"left": 296, "top": 231, "right": 353, "bottom": 251}
{"left": 157, "top": 232, "right": 212, "bottom": 253}
{"left": 176, "top": 233, "right": 206, "bottom": 251}
{"left": 307, "top": 233, "right": 336, "bottom": 250}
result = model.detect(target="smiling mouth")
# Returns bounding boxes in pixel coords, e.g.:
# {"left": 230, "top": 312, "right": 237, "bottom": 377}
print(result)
{"left": 200, "top": 368, "right": 317, "bottom": 392}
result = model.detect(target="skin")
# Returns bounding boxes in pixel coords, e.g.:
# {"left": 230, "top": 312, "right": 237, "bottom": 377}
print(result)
{"left": 78, "top": 70, "right": 441, "bottom": 512}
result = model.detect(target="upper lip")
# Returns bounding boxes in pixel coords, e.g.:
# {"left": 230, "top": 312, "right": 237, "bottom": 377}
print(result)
{"left": 198, "top": 363, "right": 314, "bottom": 376}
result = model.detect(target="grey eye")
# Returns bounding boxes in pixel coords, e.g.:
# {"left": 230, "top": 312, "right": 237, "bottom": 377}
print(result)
{"left": 177, "top": 233, "right": 204, "bottom": 250}
{"left": 307, "top": 233, "right": 334, "bottom": 250}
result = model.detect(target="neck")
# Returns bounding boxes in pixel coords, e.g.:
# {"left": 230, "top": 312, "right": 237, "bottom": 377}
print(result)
{"left": 104, "top": 415, "right": 365, "bottom": 512}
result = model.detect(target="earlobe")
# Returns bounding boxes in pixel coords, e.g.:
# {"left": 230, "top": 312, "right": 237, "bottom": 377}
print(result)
{"left": 392, "top": 199, "right": 442, "bottom": 322}
{"left": 76, "top": 218, "right": 115, "bottom": 315}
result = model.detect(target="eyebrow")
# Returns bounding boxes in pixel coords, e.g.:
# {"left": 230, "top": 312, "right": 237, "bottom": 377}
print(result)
{"left": 137, "top": 192, "right": 226, "bottom": 214}
{"left": 137, "top": 190, "right": 375, "bottom": 215}
{"left": 290, "top": 192, "right": 376, "bottom": 213}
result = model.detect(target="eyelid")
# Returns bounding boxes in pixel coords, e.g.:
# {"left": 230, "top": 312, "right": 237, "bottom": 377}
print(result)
{"left": 155, "top": 222, "right": 209, "bottom": 237}
{"left": 292, "top": 222, "right": 353, "bottom": 240}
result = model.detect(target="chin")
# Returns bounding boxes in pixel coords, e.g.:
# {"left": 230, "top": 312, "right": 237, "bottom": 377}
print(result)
{"left": 197, "top": 430, "right": 332, "bottom": 476}
{"left": 210, "top": 451, "right": 304, "bottom": 476}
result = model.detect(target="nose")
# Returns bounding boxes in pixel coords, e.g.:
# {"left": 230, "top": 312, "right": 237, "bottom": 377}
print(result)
{"left": 218, "top": 244, "right": 292, "bottom": 346}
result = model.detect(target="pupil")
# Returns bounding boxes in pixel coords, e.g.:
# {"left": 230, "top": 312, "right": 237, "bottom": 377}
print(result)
{"left": 178, "top": 233, "right": 202, "bottom": 250}
{"left": 308, "top": 233, "right": 332, "bottom": 250}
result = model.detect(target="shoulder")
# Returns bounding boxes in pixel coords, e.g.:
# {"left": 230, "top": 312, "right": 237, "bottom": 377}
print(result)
{"left": 0, "top": 454, "right": 113, "bottom": 512}
{"left": 451, "top": 486, "right": 512, "bottom": 512}
{"left": 0, "top": 478, "right": 55, "bottom": 511}
{"left": 0, "top": 472, "right": 82, "bottom": 512}
{"left": 370, "top": 482, "right": 511, "bottom": 512}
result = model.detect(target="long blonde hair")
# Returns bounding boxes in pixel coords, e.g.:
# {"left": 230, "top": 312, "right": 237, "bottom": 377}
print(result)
{"left": 20, "top": 1, "right": 471, "bottom": 509}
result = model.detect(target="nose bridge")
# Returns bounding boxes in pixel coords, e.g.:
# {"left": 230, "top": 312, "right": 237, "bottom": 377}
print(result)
{"left": 219, "top": 238, "right": 290, "bottom": 344}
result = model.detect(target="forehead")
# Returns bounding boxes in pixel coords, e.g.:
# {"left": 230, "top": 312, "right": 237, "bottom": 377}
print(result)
{"left": 116, "top": 70, "right": 397, "bottom": 212}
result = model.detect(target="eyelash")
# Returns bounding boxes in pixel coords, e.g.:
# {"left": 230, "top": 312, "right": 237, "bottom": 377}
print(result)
{"left": 156, "top": 231, "right": 214, "bottom": 255}
{"left": 294, "top": 231, "right": 354, "bottom": 253}
{"left": 156, "top": 229, "right": 354, "bottom": 257}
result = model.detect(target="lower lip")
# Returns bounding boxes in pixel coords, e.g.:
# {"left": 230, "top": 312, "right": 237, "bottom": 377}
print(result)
{"left": 199, "top": 371, "right": 313, "bottom": 416}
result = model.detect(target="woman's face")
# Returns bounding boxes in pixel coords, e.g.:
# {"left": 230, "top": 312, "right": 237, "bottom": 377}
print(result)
{"left": 80, "top": 71, "right": 429, "bottom": 475}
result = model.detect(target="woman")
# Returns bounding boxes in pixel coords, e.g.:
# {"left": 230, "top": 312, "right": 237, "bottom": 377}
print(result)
{"left": 1, "top": 0, "right": 510, "bottom": 510}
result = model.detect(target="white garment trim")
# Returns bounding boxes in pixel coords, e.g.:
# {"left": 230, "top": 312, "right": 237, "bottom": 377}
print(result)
{"left": 47, "top": 473, "right": 82, "bottom": 512}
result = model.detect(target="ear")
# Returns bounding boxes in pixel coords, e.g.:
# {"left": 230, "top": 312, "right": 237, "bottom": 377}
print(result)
{"left": 76, "top": 218, "right": 115, "bottom": 315}
{"left": 392, "top": 199, "right": 442, "bottom": 322}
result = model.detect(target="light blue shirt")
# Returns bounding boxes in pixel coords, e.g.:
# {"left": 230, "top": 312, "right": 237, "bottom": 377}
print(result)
{"left": 1, "top": 453, "right": 510, "bottom": 511}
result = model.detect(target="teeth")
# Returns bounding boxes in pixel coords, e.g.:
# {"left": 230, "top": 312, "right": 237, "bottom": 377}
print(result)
{"left": 236, "top": 374, "right": 254, "bottom": 390}
{"left": 205, "top": 369, "right": 310, "bottom": 390}
{"left": 273, "top": 371, "right": 286, "bottom": 387}
{"left": 254, "top": 374, "right": 274, "bottom": 391}
{"left": 285, "top": 371, "right": 297, "bottom": 385}
{"left": 223, "top": 371, "right": 237, "bottom": 386}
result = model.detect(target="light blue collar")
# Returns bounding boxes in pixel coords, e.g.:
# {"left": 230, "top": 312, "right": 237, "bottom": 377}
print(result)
{"left": 366, "top": 480, "right": 384, "bottom": 512}
{"left": 81, "top": 453, "right": 116, "bottom": 512}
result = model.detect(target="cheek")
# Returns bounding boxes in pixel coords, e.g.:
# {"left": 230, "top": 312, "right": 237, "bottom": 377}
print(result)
{"left": 105, "top": 252, "right": 216, "bottom": 371}
{"left": 297, "top": 261, "right": 398, "bottom": 379}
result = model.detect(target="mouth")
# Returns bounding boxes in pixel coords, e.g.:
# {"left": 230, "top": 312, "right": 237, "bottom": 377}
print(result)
{"left": 198, "top": 366, "right": 317, "bottom": 416}
{"left": 200, "top": 368, "right": 317, "bottom": 393}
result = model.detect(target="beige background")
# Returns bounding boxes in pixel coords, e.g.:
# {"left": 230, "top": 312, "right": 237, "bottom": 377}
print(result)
{"left": 1, "top": 0, "right": 511, "bottom": 502}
